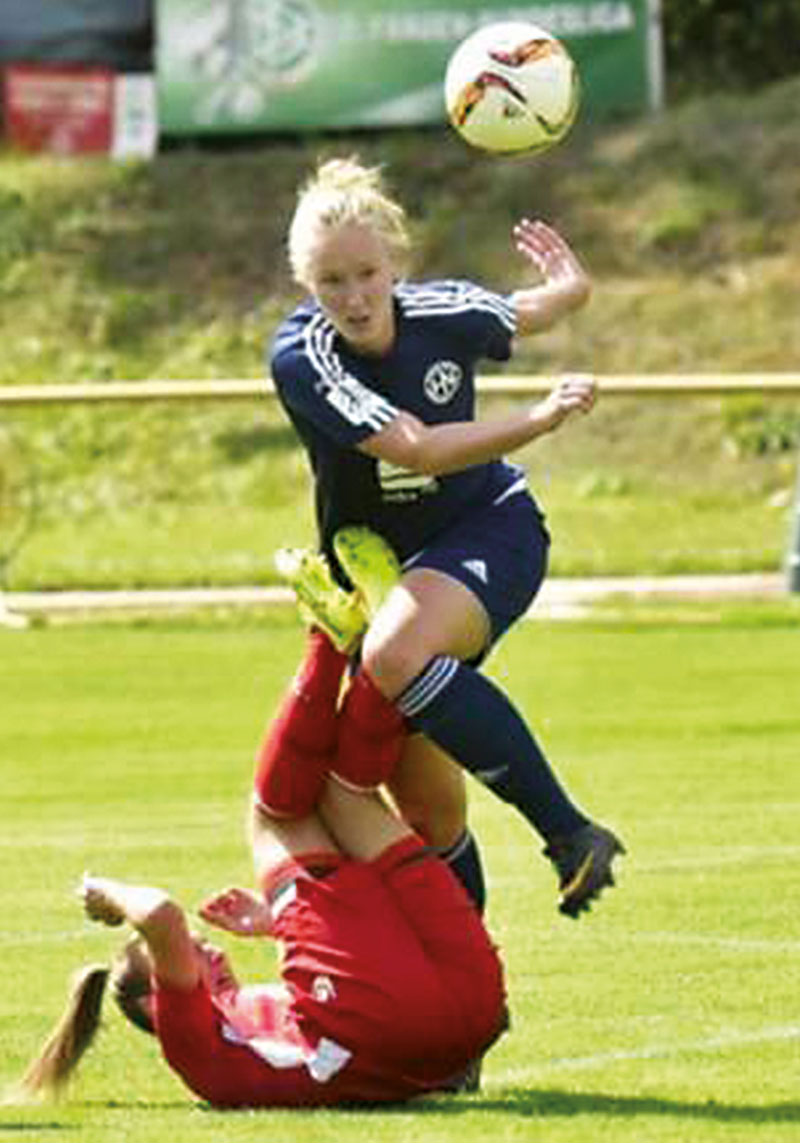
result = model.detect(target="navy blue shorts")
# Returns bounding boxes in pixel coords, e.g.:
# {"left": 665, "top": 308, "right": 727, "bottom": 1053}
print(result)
{"left": 403, "top": 488, "right": 550, "bottom": 647}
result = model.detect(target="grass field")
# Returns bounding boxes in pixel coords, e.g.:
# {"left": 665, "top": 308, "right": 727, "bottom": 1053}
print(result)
{"left": 2, "top": 57, "right": 799, "bottom": 1143}
{"left": 2, "top": 603, "right": 800, "bottom": 1142}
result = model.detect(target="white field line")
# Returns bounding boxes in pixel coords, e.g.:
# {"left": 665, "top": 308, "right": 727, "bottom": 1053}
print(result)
{"left": 493, "top": 841, "right": 800, "bottom": 897}
{"left": 0, "top": 927, "right": 89, "bottom": 946}
{"left": 634, "top": 844, "right": 800, "bottom": 870}
{"left": 497, "top": 920, "right": 800, "bottom": 960}
{"left": 579, "top": 927, "right": 800, "bottom": 957}
{"left": 502, "top": 1022, "right": 800, "bottom": 1080}
{"left": 7, "top": 876, "right": 797, "bottom": 957}
{"left": 5, "top": 924, "right": 798, "bottom": 958}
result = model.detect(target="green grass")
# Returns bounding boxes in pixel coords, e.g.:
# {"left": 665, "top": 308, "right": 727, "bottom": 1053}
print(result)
{"left": 2, "top": 394, "right": 798, "bottom": 589}
{"left": 2, "top": 606, "right": 800, "bottom": 1141}
{"left": 2, "top": 79, "right": 799, "bottom": 384}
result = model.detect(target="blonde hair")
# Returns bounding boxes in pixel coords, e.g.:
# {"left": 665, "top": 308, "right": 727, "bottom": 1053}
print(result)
{"left": 288, "top": 156, "right": 411, "bottom": 288}
{"left": 13, "top": 939, "right": 154, "bottom": 1103}
{"left": 14, "top": 965, "right": 109, "bottom": 1101}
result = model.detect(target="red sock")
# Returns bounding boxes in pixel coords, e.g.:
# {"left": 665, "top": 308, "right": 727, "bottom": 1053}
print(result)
{"left": 332, "top": 669, "right": 406, "bottom": 791}
{"left": 254, "top": 629, "right": 348, "bottom": 817}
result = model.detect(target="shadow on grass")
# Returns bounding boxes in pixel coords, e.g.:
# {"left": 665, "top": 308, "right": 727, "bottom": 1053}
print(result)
{"left": 0, "top": 1099, "right": 188, "bottom": 1131}
{"left": 353, "top": 1088, "right": 800, "bottom": 1124}
{"left": 5, "top": 1090, "right": 799, "bottom": 1125}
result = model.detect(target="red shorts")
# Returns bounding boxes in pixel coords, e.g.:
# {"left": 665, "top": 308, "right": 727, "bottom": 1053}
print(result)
{"left": 155, "top": 836, "right": 505, "bottom": 1106}
{"left": 266, "top": 834, "right": 506, "bottom": 1100}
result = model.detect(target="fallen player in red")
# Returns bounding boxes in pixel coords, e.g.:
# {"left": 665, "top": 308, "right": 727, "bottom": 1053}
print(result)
{"left": 18, "top": 629, "right": 506, "bottom": 1107}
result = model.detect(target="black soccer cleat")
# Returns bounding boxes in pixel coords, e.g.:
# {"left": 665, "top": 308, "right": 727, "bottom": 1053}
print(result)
{"left": 544, "top": 822, "right": 626, "bottom": 918}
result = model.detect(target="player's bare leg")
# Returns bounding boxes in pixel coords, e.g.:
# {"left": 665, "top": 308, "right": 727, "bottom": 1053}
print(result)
{"left": 385, "top": 734, "right": 467, "bottom": 850}
{"left": 360, "top": 568, "right": 490, "bottom": 697}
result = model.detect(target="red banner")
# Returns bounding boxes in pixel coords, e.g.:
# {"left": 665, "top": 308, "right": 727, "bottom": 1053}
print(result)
{"left": 3, "top": 64, "right": 114, "bottom": 154}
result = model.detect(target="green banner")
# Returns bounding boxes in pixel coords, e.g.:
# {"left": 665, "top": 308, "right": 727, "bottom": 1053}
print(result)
{"left": 156, "top": 0, "right": 661, "bottom": 135}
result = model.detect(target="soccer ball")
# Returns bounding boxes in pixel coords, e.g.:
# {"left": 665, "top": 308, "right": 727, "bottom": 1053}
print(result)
{"left": 444, "top": 21, "right": 580, "bottom": 155}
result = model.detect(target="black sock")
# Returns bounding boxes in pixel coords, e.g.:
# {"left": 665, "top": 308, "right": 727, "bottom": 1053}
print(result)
{"left": 438, "top": 829, "right": 487, "bottom": 914}
{"left": 398, "top": 656, "right": 588, "bottom": 842}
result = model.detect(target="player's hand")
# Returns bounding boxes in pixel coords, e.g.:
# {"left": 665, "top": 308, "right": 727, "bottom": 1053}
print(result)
{"left": 199, "top": 887, "right": 274, "bottom": 937}
{"left": 512, "top": 220, "right": 591, "bottom": 334}
{"left": 513, "top": 218, "right": 587, "bottom": 287}
{"left": 534, "top": 373, "right": 597, "bottom": 431}
{"left": 80, "top": 873, "right": 126, "bottom": 927}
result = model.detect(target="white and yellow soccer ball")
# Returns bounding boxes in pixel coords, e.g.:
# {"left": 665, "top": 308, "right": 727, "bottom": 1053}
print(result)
{"left": 444, "top": 21, "right": 580, "bottom": 155}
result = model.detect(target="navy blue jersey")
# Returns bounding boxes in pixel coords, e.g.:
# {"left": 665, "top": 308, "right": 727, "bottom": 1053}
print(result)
{"left": 270, "top": 279, "right": 525, "bottom": 566}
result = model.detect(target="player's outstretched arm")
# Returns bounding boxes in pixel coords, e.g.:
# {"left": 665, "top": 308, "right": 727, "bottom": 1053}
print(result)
{"left": 361, "top": 369, "right": 597, "bottom": 476}
{"left": 512, "top": 219, "right": 591, "bottom": 335}
{"left": 81, "top": 874, "right": 171, "bottom": 928}
{"left": 80, "top": 873, "right": 201, "bottom": 991}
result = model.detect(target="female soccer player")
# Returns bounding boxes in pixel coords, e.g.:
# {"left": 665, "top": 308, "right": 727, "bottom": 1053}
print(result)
{"left": 269, "top": 157, "right": 623, "bottom": 917}
{"left": 18, "top": 631, "right": 505, "bottom": 1107}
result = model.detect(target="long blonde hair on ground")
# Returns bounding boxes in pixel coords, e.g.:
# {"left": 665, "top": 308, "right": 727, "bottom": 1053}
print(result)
{"left": 14, "top": 964, "right": 110, "bottom": 1101}
{"left": 288, "top": 156, "right": 412, "bottom": 288}
{"left": 12, "top": 938, "right": 154, "bottom": 1103}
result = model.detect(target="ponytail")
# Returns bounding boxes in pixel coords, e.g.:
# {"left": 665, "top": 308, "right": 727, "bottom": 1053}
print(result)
{"left": 16, "top": 964, "right": 109, "bottom": 1100}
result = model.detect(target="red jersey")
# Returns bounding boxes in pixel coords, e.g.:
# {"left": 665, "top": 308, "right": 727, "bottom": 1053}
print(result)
{"left": 153, "top": 836, "right": 505, "bottom": 1106}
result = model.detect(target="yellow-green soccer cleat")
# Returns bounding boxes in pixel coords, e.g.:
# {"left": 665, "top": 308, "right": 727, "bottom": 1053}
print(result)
{"left": 274, "top": 547, "right": 367, "bottom": 654}
{"left": 333, "top": 526, "right": 401, "bottom": 619}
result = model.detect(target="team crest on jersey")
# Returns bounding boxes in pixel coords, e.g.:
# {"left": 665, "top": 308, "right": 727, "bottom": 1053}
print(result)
{"left": 312, "top": 975, "right": 336, "bottom": 1003}
{"left": 423, "top": 360, "right": 463, "bottom": 405}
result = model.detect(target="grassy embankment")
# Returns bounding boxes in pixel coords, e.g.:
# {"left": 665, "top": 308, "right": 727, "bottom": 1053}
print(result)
{"left": 0, "top": 77, "right": 798, "bottom": 589}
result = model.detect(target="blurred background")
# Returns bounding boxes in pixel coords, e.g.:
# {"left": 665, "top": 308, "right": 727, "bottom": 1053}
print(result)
{"left": 0, "top": 0, "right": 798, "bottom": 596}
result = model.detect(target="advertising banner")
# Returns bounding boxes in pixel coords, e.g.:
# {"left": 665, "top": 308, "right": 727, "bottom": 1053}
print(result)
{"left": 3, "top": 65, "right": 115, "bottom": 154}
{"left": 3, "top": 65, "right": 158, "bottom": 158}
{"left": 157, "top": 0, "right": 662, "bottom": 136}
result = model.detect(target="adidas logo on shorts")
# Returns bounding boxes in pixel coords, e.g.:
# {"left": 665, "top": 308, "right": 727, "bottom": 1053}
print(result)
{"left": 462, "top": 559, "right": 488, "bottom": 583}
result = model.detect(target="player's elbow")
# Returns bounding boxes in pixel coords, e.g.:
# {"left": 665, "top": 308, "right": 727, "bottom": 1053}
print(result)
{"left": 401, "top": 442, "right": 442, "bottom": 475}
{"left": 392, "top": 422, "right": 443, "bottom": 475}
{"left": 365, "top": 415, "right": 441, "bottom": 476}
{"left": 139, "top": 896, "right": 185, "bottom": 940}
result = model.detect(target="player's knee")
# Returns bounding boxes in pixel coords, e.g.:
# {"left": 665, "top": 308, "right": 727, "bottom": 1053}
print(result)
{"left": 249, "top": 797, "right": 300, "bottom": 842}
{"left": 360, "top": 634, "right": 430, "bottom": 698}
